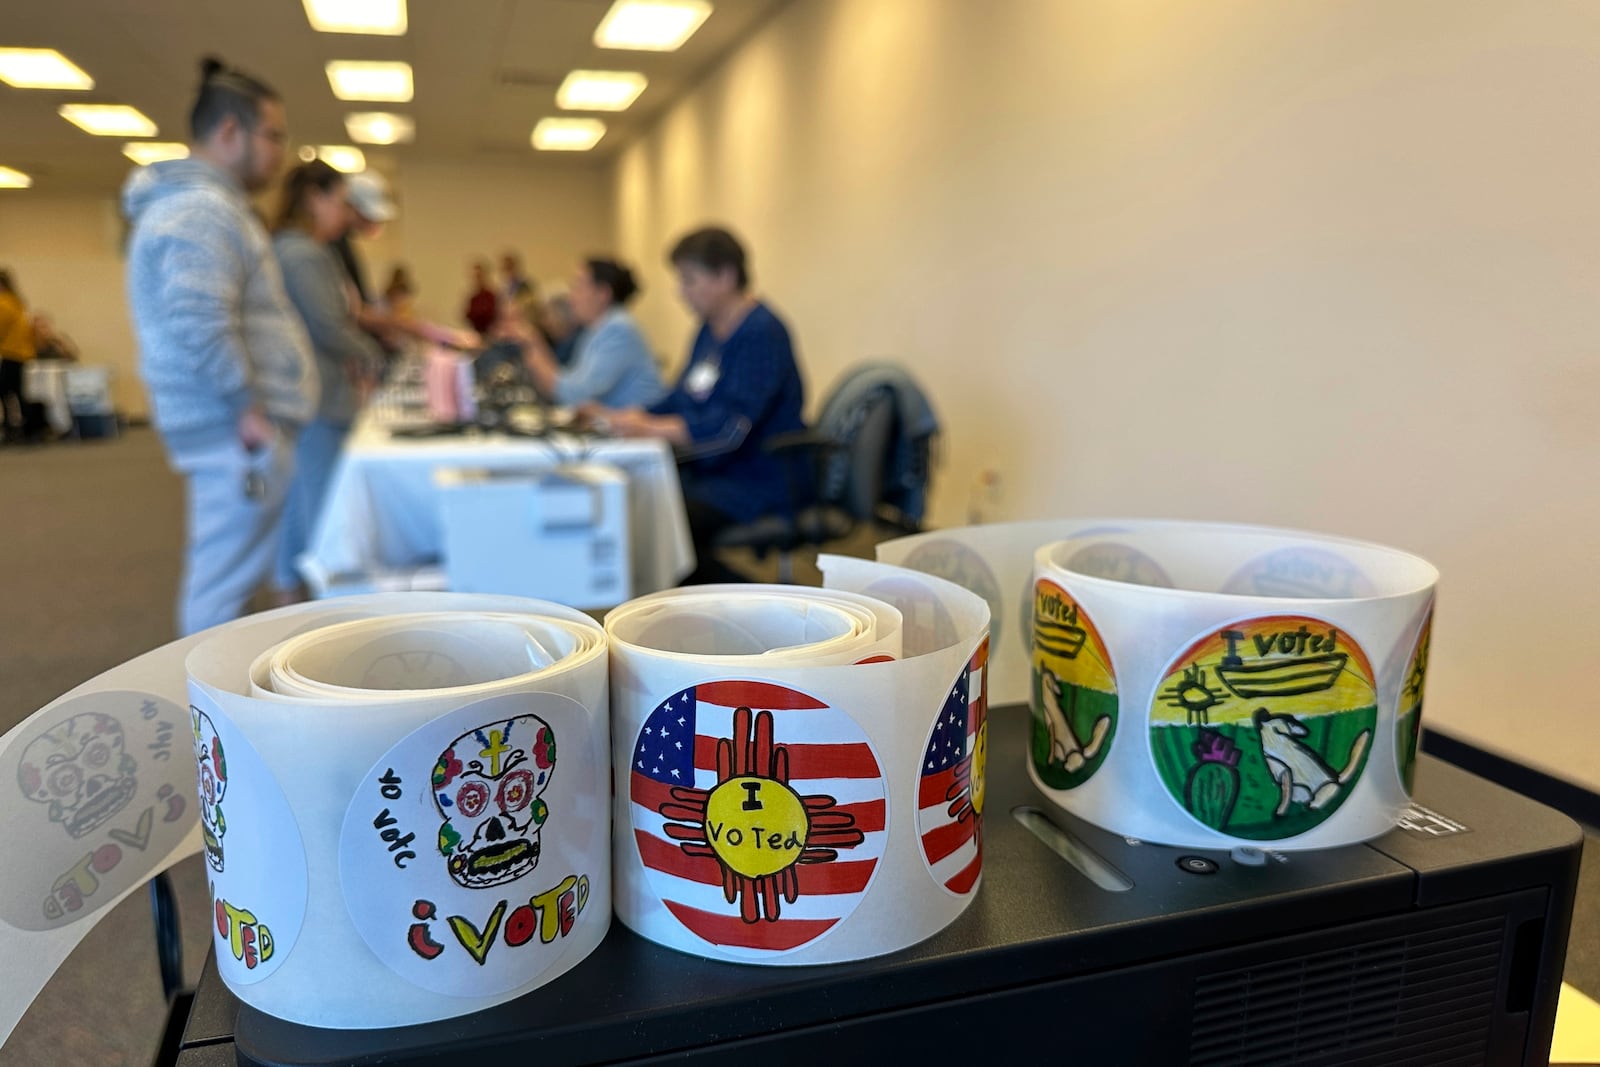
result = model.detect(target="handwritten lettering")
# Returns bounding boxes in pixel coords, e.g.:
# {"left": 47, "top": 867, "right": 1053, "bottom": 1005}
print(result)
{"left": 407, "top": 900, "right": 444, "bottom": 959}
{"left": 406, "top": 873, "right": 591, "bottom": 965}
{"left": 372, "top": 808, "right": 418, "bottom": 868}
{"left": 1035, "top": 590, "right": 1078, "bottom": 625}
{"left": 446, "top": 899, "right": 506, "bottom": 966}
{"left": 215, "top": 897, "right": 274, "bottom": 969}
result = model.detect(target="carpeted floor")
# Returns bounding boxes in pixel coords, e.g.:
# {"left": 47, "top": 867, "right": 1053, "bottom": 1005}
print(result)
{"left": 1, "top": 429, "right": 209, "bottom": 1067}
{"left": 0, "top": 429, "right": 1595, "bottom": 1065}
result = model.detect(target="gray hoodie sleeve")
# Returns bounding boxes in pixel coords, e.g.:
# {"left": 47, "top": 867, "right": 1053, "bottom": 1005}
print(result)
{"left": 146, "top": 211, "right": 255, "bottom": 417}
{"left": 275, "top": 235, "right": 381, "bottom": 370}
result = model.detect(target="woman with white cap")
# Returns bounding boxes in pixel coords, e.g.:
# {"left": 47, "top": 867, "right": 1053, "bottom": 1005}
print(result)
{"left": 268, "top": 160, "right": 385, "bottom": 603}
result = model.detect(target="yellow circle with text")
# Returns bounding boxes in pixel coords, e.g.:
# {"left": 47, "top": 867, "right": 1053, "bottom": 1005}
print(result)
{"left": 971, "top": 721, "right": 988, "bottom": 816}
{"left": 704, "top": 776, "right": 809, "bottom": 878}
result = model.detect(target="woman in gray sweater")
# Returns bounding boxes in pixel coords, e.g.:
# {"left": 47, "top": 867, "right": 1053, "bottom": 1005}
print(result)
{"left": 269, "top": 160, "right": 383, "bottom": 600}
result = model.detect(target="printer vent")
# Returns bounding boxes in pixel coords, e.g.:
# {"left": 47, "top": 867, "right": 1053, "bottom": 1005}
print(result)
{"left": 1189, "top": 914, "right": 1504, "bottom": 1065}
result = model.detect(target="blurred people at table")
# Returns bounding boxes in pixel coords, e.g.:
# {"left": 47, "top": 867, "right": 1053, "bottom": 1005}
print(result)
{"left": 499, "top": 258, "right": 663, "bottom": 409}
{"left": 123, "top": 56, "right": 314, "bottom": 635}
{"left": 582, "top": 228, "right": 807, "bottom": 584}
{"left": 539, "top": 288, "right": 582, "bottom": 367}
{"left": 382, "top": 264, "right": 415, "bottom": 321}
{"left": 500, "top": 251, "right": 539, "bottom": 323}
{"left": 463, "top": 260, "right": 498, "bottom": 334}
{"left": 337, "top": 172, "right": 402, "bottom": 350}
{"left": 269, "top": 160, "right": 385, "bottom": 603}
{"left": 32, "top": 314, "right": 79, "bottom": 361}
{"left": 0, "top": 268, "right": 40, "bottom": 443}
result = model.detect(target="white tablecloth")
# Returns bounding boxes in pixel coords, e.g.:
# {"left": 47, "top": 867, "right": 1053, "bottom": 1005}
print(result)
{"left": 300, "top": 411, "right": 695, "bottom": 600}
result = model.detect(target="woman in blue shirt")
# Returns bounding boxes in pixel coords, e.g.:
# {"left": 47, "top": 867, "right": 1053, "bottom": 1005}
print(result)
{"left": 508, "top": 258, "right": 662, "bottom": 409}
{"left": 583, "top": 228, "right": 807, "bottom": 584}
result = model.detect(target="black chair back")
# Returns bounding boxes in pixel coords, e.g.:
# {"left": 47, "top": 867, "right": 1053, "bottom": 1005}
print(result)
{"left": 835, "top": 387, "right": 896, "bottom": 521}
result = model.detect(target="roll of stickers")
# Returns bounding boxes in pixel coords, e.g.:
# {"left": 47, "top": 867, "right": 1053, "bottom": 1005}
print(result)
{"left": 0, "top": 593, "right": 610, "bottom": 1039}
{"left": 1025, "top": 525, "right": 1436, "bottom": 849}
{"left": 607, "top": 562, "right": 991, "bottom": 964}
{"left": 877, "top": 519, "right": 1180, "bottom": 707}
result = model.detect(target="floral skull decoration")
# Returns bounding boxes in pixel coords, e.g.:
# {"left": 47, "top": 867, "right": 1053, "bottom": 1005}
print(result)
{"left": 432, "top": 715, "right": 556, "bottom": 889}
{"left": 17, "top": 712, "right": 138, "bottom": 839}
{"left": 191, "top": 707, "right": 228, "bottom": 872}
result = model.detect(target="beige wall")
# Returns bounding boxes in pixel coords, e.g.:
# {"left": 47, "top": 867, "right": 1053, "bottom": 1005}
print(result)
{"left": 0, "top": 195, "right": 142, "bottom": 416}
{"left": 613, "top": 0, "right": 1600, "bottom": 790}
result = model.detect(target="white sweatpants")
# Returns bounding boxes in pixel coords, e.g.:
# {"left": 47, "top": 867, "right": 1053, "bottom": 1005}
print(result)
{"left": 174, "top": 430, "right": 296, "bottom": 636}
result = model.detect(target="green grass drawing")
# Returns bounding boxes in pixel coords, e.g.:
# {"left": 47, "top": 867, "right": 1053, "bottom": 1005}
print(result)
{"left": 1029, "top": 666, "right": 1118, "bottom": 789}
{"left": 1151, "top": 706, "right": 1377, "bottom": 840}
{"left": 1396, "top": 707, "right": 1421, "bottom": 795}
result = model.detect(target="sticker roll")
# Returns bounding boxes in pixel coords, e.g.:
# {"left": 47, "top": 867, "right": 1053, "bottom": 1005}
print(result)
{"left": 607, "top": 562, "right": 991, "bottom": 965}
{"left": 0, "top": 593, "right": 611, "bottom": 1040}
{"left": 877, "top": 519, "right": 1188, "bottom": 707}
{"left": 1027, "top": 525, "right": 1437, "bottom": 849}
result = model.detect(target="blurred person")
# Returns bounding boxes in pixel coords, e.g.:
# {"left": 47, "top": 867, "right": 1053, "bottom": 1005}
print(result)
{"left": 32, "top": 314, "right": 79, "bottom": 361}
{"left": 500, "top": 251, "right": 539, "bottom": 323}
{"left": 0, "top": 269, "right": 38, "bottom": 443}
{"left": 539, "top": 288, "right": 582, "bottom": 367}
{"left": 337, "top": 172, "right": 402, "bottom": 348}
{"left": 123, "top": 56, "right": 314, "bottom": 635}
{"left": 269, "top": 159, "right": 384, "bottom": 603}
{"left": 382, "top": 264, "right": 415, "bottom": 321}
{"left": 497, "top": 258, "right": 662, "bottom": 408}
{"left": 581, "top": 227, "right": 806, "bottom": 584}
{"left": 463, "top": 260, "right": 498, "bottom": 334}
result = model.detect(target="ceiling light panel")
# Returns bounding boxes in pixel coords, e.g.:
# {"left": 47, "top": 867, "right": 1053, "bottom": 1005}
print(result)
{"left": 531, "top": 118, "right": 606, "bottom": 151}
{"left": 345, "top": 111, "right": 414, "bottom": 145}
{"left": 59, "top": 104, "right": 157, "bottom": 137}
{"left": 0, "top": 167, "right": 33, "bottom": 189}
{"left": 556, "top": 70, "right": 647, "bottom": 111}
{"left": 325, "top": 61, "right": 413, "bottom": 102}
{"left": 594, "top": 0, "right": 712, "bottom": 51}
{"left": 0, "top": 48, "right": 93, "bottom": 90}
{"left": 317, "top": 145, "right": 368, "bottom": 172}
{"left": 122, "top": 142, "right": 189, "bottom": 165}
{"left": 303, "top": 0, "right": 407, "bottom": 35}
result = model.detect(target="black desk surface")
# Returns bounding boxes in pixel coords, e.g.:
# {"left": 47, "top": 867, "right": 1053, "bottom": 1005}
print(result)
{"left": 179, "top": 703, "right": 1583, "bottom": 1066}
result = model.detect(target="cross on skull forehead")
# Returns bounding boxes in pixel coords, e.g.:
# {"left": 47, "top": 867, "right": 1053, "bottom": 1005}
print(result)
{"left": 432, "top": 715, "right": 557, "bottom": 889}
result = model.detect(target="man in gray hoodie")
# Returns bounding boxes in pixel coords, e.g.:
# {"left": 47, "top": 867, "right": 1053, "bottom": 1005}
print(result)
{"left": 123, "top": 57, "right": 316, "bottom": 636}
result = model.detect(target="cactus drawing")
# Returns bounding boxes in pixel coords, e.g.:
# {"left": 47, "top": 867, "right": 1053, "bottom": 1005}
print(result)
{"left": 1185, "top": 729, "right": 1241, "bottom": 831}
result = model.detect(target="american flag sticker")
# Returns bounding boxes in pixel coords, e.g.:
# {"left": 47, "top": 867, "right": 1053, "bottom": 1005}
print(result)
{"left": 629, "top": 680, "right": 887, "bottom": 957}
{"left": 917, "top": 638, "right": 988, "bottom": 895}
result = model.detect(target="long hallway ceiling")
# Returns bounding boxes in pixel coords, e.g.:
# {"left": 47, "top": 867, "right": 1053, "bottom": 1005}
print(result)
{"left": 0, "top": 0, "right": 789, "bottom": 192}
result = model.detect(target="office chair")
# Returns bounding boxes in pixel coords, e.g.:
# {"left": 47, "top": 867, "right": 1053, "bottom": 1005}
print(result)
{"left": 712, "top": 382, "right": 911, "bottom": 583}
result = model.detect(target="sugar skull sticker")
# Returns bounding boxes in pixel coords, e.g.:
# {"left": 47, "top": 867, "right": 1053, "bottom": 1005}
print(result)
{"left": 1, "top": 692, "right": 193, "bottom": 933}
{"left": 339, "top": 692, "right": 604, "bottom": 996}
{"left": 1149, "top": 615, "right": 1377, "bottom": 840}
{"left": 433, "top": 716, "right": 557, "bottom": 889}
{"left": 1030, "top": 580, "right": 1116, "bottom": 790}
{"left": 187, "top": 692, "right": 308, "bottom": 986}
{"left": 17, "top": 712, "right": 138, "bottom": 840}
{"left": 192, "top": 707, "right": 228, "bottom": 872}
